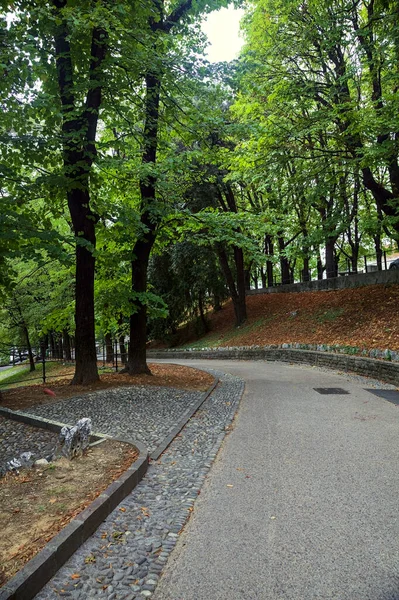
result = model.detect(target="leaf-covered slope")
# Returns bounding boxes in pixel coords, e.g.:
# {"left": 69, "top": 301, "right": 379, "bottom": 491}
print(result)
{"left": 173, "top": 285, "right": 399, "bottom": 352}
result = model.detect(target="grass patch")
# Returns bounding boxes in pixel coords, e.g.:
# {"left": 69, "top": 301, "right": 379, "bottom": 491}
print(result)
{"left": 182, "top": 317, "right": 273, "bottom": 349}
{"left": 0, "top": 361, "right": 73, "bottom": 390}
{"left": 314, "top": 308, "right": 345, "bottom": 324}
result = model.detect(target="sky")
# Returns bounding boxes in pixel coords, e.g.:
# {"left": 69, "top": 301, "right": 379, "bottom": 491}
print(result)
{"left": 201, "top": 6, "right": 245, "bottom": 63}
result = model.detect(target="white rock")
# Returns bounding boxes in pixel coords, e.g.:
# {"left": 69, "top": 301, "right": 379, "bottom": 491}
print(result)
{"left": 35, "top": 458, "right": 49, "bottom": 466}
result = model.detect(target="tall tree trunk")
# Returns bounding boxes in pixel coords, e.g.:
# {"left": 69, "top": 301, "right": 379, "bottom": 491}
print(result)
{"left": 123, "top": 69, "right": 160, "bottom": 375}
{"left": 52, "top": 3, "right": 107, "bottom": 384}
{"left": 70, "top": 192, "right": 98, "bottom": 383}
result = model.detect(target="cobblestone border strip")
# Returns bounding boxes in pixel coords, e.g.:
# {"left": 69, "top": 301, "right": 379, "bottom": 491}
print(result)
{"left": 0, "top": 408, "right": 148, "bottom": 600}
{"left": 148, "top": 348, "right": 399, "bottom": 387}
{"left": 150, "top": 376, "right": 219, "bottom": 461}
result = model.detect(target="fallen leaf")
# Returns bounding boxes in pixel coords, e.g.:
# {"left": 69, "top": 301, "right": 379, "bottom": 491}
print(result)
{"left": 71, "top": 573, "right": 80, "bottom": 580}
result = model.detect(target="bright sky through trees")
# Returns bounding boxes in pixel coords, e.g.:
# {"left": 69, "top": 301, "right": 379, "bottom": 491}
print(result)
{"left": 202, "top": 6, "right": 245, "bottom": 62}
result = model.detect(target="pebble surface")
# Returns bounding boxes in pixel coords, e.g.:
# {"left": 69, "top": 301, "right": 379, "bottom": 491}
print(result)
{"left": 0, "top": 416, "right": 59, "bottom": 474}
{"left": 34, "top": 370, "right": 244, "bottom": 600}
{"left": 26, "top": 386, "right": 205, "bottom": 453}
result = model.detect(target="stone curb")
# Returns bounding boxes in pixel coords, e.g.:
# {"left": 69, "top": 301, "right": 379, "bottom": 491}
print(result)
{"left": 150, "top": 376, "right": 219, "bottom": 461}
{"left": 0, "top": 409, "right": 149, "bottom": 600}
{"left": 148, "top": 348, "right": 399, "bottom": 387}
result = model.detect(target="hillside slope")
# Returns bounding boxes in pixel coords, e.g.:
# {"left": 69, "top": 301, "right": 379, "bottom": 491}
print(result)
{"left": 170, "top": 284, "right": 399, "bottom": 352}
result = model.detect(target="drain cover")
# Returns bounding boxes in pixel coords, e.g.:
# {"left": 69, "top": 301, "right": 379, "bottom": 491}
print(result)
{"left": 365, "top": 389, "right": 399, "bottom": 405}
{"left": 314, "top": 388, "right": 350, "bottom": 395}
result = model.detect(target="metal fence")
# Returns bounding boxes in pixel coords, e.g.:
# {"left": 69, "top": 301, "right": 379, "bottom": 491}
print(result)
{"left": 0, "top": 340, "right": 129, "bottom": 391}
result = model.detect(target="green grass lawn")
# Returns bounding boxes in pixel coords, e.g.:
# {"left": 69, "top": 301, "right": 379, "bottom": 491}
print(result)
{"left": 0, "top": 361, "right": 71, "bottom": 389}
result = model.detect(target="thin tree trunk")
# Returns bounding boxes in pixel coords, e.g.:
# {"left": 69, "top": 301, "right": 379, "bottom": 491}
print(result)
{"left": 105, "top": 333, "right": 114, "bottom": 363}
{"left": 302, "top": 256, "right": 311, "bottom": 282}
{"left": 234, "top": 246, "right": 247, "bottom": 324}
{"left": 198, "top": 292, "right": 209, "bottom": 333}
{"left": 119, "top": 336, "right": 127, "bottom": 365}
{"left": 265, "top": 235, "right": 274, "bottom": 287}
{"left": 216, "top": 244, "right": 246, "bottom": 327}
{"left": 63, "top": 330, "right": 72, "bottom": 361}
{"left": 23, "top": 325, "right": 35, "bottom": 372}
{"left": 260, "top": 266, "right": 267, "bottom": 288}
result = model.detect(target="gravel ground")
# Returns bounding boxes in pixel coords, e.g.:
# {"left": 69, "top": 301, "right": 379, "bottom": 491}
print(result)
{"left": 0, "top": 416, "right": 59, "bottom": 475}
{"left": 34, "top": 370, "right": 244, "bottom": 600}
{"left": 26, "top": 386, "right": 204, "bottom": 453}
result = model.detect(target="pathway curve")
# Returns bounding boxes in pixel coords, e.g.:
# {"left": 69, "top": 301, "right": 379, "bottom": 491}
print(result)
{"left": 34, "top": 370, "right": 244, "bottom": 600}
{"left": 153, "top": 359, "right": 399, "bottom": 600}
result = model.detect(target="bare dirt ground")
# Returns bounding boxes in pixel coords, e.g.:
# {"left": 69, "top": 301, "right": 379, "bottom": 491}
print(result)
{"left": 166, "top": 284, "right": 399, "bottom": 352}
{"left": 0, "top": 363, "right": 214, "bottom": 412}
{"left": 0, "top": 440, "right": 138, "bottom": 586}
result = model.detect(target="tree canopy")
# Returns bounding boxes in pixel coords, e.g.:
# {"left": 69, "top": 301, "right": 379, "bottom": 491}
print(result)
{"left": 1, "top": 0, "right": 398, "bottom": 381}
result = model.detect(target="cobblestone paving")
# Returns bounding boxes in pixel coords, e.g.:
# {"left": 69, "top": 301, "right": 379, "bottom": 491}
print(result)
{"left": 34, "top": 370, "right": 244, "bottom": 600}
{"left": 0, "top": 416, "right": 59, "bottom": 474}
{"left": 26, "top": 386, "right": 204, "bottom": 453}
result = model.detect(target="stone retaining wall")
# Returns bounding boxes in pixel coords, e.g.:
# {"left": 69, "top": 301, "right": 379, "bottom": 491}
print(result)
{"left": 247, "top": 268, "right": 399, "bottom": 295}
{"left": 148, "top": 348, "right": 399, "bottom": 386}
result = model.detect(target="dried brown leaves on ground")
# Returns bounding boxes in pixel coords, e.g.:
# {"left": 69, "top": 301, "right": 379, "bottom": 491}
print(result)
{"left": 0, "top": 363, "right": 214, "bottom": 412}
{"left": 161, "top": 284, "right": 399, "bottom": 352}
{"left": 0, "top": 441, "right": 138, "bottom": 586}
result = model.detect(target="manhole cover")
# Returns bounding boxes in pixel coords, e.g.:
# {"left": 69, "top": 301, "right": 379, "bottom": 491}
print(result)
{"left": 314, "top": 388, "right": 350, "bottom": 395}
{"left": 365, "top": 389, "right": 399, "bottom": 405}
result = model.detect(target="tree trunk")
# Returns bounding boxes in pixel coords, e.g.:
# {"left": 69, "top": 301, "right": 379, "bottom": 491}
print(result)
{"left": 265, "top": 235, "right": 274, "bottom": 287}
{"left": 198, "top": 292, "right": 209, "bottom": 333}
{"left": 316, "top": 248, "right": 324, "bottom": 280}
{"left": 325, "top": 238, "right": 337, "bottom": 278}
{"left": 278, "top": 237, "right": 291, "bottom": 284}
{"left": 124, "top": 239, "right": 154, "bottom": 374}
{"left": 253, "top": 271, "right": 259, "bottom": 289}
{"left": 105, "top": 333, "right": 114, "bottom": 363}
{"left": 123, "top": 70, "right": 160, "bottom": 374}
{"left": 63, "top": 330, "right": 72, "bottom": 361}
{"left": 58, "top": 337, "right": 64, "bottom": 360}
{"left": 23, "top": 325, "right": 35, "bottom": 373}
{"left": 49, "top": 332, "right": 56, "bottom": 359}
{"left": 216, "top": 244, "right": 246, "bottom": 326}
{"left": 52, "top": 7, "right": 106, "bottom": 385}
{"left": 375, "top": 234, "right": 383, "bottom": 270}
{"left": 213, "top": 294, "right": 222, "bottom": 312}
{"left": 260, "top": 266, "right": 267, "bottom": 288}
{"left": 302, "top": 256, "right": 311, "bottom": 282}
{"left": 234, "top": 246, "right": 247, "bottom": 324}
{"left": 119, "top": 336, "right": 127, "bottom": 365}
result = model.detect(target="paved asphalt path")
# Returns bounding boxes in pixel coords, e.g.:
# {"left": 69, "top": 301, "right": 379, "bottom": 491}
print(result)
{"left": 153, "top": 359, "right": 399, "bottom": 600}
